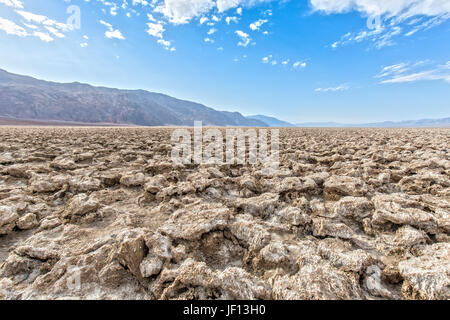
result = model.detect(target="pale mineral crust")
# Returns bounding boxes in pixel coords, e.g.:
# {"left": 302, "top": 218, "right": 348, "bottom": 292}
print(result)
{"left": 0, "top": 127, "right": 449, "bottom": 300}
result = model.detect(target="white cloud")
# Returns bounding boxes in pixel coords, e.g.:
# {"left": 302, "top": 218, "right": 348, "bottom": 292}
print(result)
{"left": 147, "top": 14, "right": 157, "bottom": 22}
{"left": 217, "top": 0, "right": 240, "bottom": 12}
{"left": 225, "top": 16, "right": 239, "bottom": 24}
{"left": 45, "top": 26, "right": 65, "bottom": 38}
{"left": 147, "top": 22, "right": 165, "bottom": 38}
{"left": 330, "top": 24, "right": 405, "bottom": 49}
{"left": 376, "top": 62, "right": 410, "bottom": 78}
{"left": 157, "top": 38, "right": 177, "bottom": 51}
{"left": 153, "top": 0, "right": 276, "bottom": 25}
{"left": 0, "top": 0, "right": 23, "bottom": 9}
{"left": 377, "top": 60, "right": 450, "bottom": 84}
{"left": 100, "top": 20, "right": 125, "bottom": 40}
{"left": 136, "top": 0, "right": 276, "bottom": 50}
{"left": 154, "top": 0, "right": 216, "bottom": 24}
{"left": 0, "top": 17, "right": 26, "bottom": 36}
{"left": 263, "top": 55, "right": 307, "bottom": 70}
{"left": 309, "top": 0, "right": 450, "bottom": 19}
{"left": 0, "top": 15, "right": 60, "bottom": 42}
{"left": 32, "top": 31, "right": 53, "bottom": 42}
{"left": 293, "top": 61, "right": 307, "bottom": 69}
{"left": 311, "top": 1, "right": 450, "bottom": 49}
{"left": 315, "top": 84, "right": 349, "bottom": 92}
{"left": 132, "top": 0, "right": 150, "bottom": 6}
{"left": 235, "top": 29, "right": 250, "bottom": 47}
{"left": 15, "top": 10, "right": 72, "bottom": 32}
{"left": 105, "top": 29, "right": 125, "bottom": 39}
{"left": 16, "top": 10, "right": 47, "bottom": 24}
{"left": 23, "top": 23, "right": 37, "bottom": 30}
{"left": 262, "top": 55, "right": 271, "bottom": 63}
{"left": 404, "top": 14, "right": 450, "bottom": 37}
{"left": 110, "top": 4, "right": 118, "bottom": 16}
{"left": 99, "top": 20, "right": 112, "bottom": 29}
{"left": 263, "top": 9, "right": 272, "bottom": 16}
{"left": 158, "top": 38, "right": 172, "bottom": 48}
{"left": 249, "top": 18, "right": 268, "bottom": 31}
{"left": 145, "top": 15, "right": 176, "bottom": 51}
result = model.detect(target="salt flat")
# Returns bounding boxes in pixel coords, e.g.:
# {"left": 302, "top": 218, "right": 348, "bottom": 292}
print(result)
{"left": 0, "top": 127, "right": 448, "bottom": 300}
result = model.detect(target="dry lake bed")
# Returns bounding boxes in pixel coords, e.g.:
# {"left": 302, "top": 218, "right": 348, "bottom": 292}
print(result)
{"left": 0, "top": 127, "right": 449, "bottom": 299}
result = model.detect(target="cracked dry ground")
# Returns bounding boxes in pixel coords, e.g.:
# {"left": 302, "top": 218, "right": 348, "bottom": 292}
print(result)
{"left": 0, "top": 127, "right": 449, "bottom": 300}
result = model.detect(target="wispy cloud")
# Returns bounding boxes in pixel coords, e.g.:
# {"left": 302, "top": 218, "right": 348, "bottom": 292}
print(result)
{"left": 377, "top": 60, "right": 450, "bottom": 84}
{"left": 331, "top": 25, "right": 403, "bottom": 49}
{"left": 16, "top": 10, "right": 72, "bottom": 32}
{"left": 315, "top": 84, "right": 349, "bottom": 92}
{"left": 312, "top": 0, "right": 450, "bottom": 49}
{"left": 0, "top": 17, "right": 26, "bottom": 36}
{"left": 263, "top": 55, "right": 308, "bottom": 70}
{"left": 147, "top": 22, "right": 165, "bottom": 38}
{"left": 100, "top": 20, "right": 125, "bottom": 40}
{"left": 293, "top": 61, "right": 307, "bottom": 69}
{"left": 158, "top": 39, "right": 176, "bottom": 51}
{"left": 225, "top": 16, "right": 239, "bottom": 24}
{"left": 153, "top": 0, "right": 276, "bottom": 25}
{"left": 0, "top": 0, "right": 23, "bottom": 9}
{"left": 235, "top": 30, "right": 250, "bottom": 47}
{"left": 0, "top": 7, "right": 74, "bottom": 43}
{"left": 145, "top": 14, "right": 176, "bottom": 51}
{"left": 310, "top": 0, "right": 450, "bottom": 19}
{"left": 249, "top": 18, "right": 268, "bottom": 31}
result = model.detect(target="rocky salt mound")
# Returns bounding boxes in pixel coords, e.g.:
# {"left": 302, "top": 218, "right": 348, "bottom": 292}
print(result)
{"left": 0, "top": 127, "right": 449, "bottom": 300}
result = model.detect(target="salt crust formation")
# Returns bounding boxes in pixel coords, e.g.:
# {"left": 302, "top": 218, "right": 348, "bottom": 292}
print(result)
{"left": 0, "top": 127, "right": 448, "bottom": 300}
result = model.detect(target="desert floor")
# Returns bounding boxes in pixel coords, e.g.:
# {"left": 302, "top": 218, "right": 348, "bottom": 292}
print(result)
{"left": 0, "top": 127, "right": 449, "bottom": 300}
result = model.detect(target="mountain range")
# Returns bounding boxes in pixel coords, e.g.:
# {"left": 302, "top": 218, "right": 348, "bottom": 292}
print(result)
{"left": 293, "top": 119, "right": 450, "bottom": 128}
{"left": 246, "top": 115, "right": 294, "bottom": 127}
{"left": 0, "top": 69, "right": 448, "bottom": 128}
{"left": 0, "top": 69, "right": 265, "bottom": 127}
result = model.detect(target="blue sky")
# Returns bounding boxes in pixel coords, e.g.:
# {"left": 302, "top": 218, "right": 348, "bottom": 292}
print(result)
{"left": 0, "top": 0, "right": 449, "bottom": 123}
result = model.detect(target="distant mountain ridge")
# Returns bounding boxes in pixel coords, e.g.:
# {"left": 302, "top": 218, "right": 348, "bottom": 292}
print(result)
{"left": 0, "top": 69, "right": 448, "bottom": 128}
{"left": 294, "top": 118, "right": 450, "bottom": 128}
{"left": 246, "top": 116, "right": 450, "bottom": 128}
{"left": 0, "top": 69, "right": 266, "bottom": 127}
{"left": 246, "top": 115, "right": 294, "bottom": 127}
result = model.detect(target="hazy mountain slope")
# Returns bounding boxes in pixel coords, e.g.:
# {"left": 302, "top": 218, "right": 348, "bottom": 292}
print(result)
{"left": 246, "top": 115, "right": 294, "bottom": 127}
{"left": 0, "top": 69, "right": 267, "bottom": 127}
{"left": 295, "top": 118, "right": 450, "bottom": 128}
{"left": 295, "top": 122, "right": 346, "bottom": 127}
{"left": 362, "top": 118, "right": 450, "bottom": 128}
{"left": 251, "top": 115, "right": 450, "bottom": 128}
